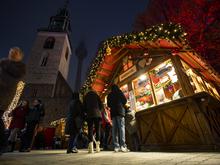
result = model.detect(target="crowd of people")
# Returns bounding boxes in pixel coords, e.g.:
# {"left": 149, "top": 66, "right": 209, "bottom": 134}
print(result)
{"left": 65, "top": 84, "right": 139, "bottom": 154}
{"left": 0, "top": 84, "right": 139, "bottom": 155}
{"left": 6, "top": 99, "right": 45, "bottom": 152}
{"left": 0, "top": 47, "right": 139, "bottom": 155}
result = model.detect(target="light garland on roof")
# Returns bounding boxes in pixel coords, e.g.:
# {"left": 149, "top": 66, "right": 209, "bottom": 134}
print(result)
{"left": 80, "top": 23, "right": 187, "bottom": 94}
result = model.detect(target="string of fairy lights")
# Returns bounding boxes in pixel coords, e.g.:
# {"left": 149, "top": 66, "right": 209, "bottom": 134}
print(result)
{"left": 3, "top": 81, "right": 25, "bottom": 128}
{"left": 80, "top": 23, "right": 187, "bottom": 94}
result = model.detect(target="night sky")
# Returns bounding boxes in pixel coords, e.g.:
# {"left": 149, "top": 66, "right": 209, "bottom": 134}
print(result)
{"left": 0, "top": 0, "right": 148, "bottom": 89}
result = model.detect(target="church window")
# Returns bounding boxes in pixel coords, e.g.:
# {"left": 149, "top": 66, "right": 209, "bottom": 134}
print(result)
{"left": 40, "top": 52, "right": 49, "bottom": 67}
{"left": 43, "top": 37, "right": 55, "bottom": 49}
{"left": 32, "top": 88, "right": 38, "bottom": 97}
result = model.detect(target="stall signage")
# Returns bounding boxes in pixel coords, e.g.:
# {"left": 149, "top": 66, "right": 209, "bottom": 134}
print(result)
{"left": 119, "top": 65, "right": 137, "bottom": 82}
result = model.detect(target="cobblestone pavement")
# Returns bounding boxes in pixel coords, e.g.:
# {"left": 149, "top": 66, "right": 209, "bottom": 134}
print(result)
{"left": 1, "top": 150, "right": 220, "bottom": 165}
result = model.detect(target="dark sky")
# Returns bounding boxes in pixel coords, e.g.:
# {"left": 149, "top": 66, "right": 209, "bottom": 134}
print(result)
{"left": 0, "top": 0, "right": 148, "bottom": 89}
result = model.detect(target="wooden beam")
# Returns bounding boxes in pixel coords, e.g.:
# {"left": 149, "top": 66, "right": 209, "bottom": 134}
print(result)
{"left": 157, "top": 111, "right": 167, "bottom": 143}
{"left": 104, "top": 50, "right": 129, "bottom": 65}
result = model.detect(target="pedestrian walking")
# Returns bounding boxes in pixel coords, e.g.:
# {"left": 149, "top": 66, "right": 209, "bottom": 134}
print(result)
{"left": 20, "top": 99, "right": 45, "bottom": 152}
{"left": 83, "top": 89, "right": 103, "bottom": 153}
{"left": 0, "top": 47, "right": 25, "bottom": 153}
{"left": 0, "top": 107, "right": 6, "bottom": 155}
{"left": 0, "top": 47, "right": 26, "bottom": 112}
{"left": 8, "top": 100, "right": 29, "bottom": 152}
{"left": 107, "top": 84, "right": 130, "bottom": 152}
{"left": 65, "top": 92, "right": 84, "bottom": 154}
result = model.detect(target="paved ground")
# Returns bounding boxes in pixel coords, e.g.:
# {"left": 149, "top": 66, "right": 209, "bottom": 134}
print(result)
{"left": 1, "top": 150, "right": 220, "bottom": 165}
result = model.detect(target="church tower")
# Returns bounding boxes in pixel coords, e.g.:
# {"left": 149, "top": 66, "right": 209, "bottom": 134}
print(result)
{"left": 22, "top": 2, "right": 73, "bottom": 126}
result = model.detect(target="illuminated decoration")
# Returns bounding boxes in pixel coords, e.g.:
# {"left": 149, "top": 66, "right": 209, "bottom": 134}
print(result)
{"left": 139, "top": 74, "right": 147, "bottom": 81}
{"left": 50, "top": 118, "right": 66, "bottom": 137}
{"left": 50, "top": 118, "right": 66, "bottom": 127}
{"left": 81, "top": 23, "right": 187, "bottom": 94}
{"left": 3, "top": 81, "right": 25, "bottom": 128}
{"left": 106, "top": 45, "right": 111, "bottom": 56}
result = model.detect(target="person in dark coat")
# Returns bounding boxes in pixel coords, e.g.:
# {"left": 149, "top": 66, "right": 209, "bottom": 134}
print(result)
{"left": 0, "top": 47, "right": 25, "bottom": 153}
{"left": 20, "top": 99, "right": 45, "bottom": 152}
{"left": 0, "top": 47, "right": 25, "bottom": 112}
{"left": 107, "top": 84, "right": 129, "bottom": 152}
{"left": 83, "top": 89, "right": 103, "bottom": 153}
{"left": 65, "top": 92, "right": 83, "bottom": 154}
{"left": 0, "top": 107, "right": 6, "bottom": 155}
{"left": 8, "top": 100, "right": 29, "bottom": 152}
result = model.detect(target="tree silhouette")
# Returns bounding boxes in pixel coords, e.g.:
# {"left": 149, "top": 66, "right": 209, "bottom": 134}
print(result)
{"left": 134, "top": 0, "right": 220, "bottom": 73}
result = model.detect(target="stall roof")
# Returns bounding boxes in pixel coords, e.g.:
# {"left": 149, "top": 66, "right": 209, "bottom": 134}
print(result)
{"left": 81, "top": 23, "right": 220, "bottom": 96}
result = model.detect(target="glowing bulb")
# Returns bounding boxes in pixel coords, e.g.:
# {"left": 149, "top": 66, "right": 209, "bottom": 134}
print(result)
{"left": 139, "top": 74, "right": 147, "bottom": 81}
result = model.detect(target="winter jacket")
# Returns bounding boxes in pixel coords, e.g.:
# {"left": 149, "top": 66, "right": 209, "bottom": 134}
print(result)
{"left": 83, "top": 91, "right": 103, "bottom": 119}
{"left": 107, "top": 89, "right": 127, "bottom": 118}
{"left": 65, "top": 99, "right": 83, "bottom": 135}
{"left": 9, "top": 106, "right": 29, "bottom": 129}
{"left": 0, "top": 59, "right": 25, "bottom": 111}
{"left": 25, "top": 104, "right": 44, "bottom": 123}
{"left": 0, "top": 110, "right": 5, "bottom": 149}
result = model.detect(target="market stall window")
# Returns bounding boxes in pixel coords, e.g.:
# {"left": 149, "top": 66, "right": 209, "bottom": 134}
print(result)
{"left": 181, "top": 61, "right": 220, "bottom": 100}
{"left": 132, "top": 74, "right": 154, "bottom": 111}
{"left": 149, "top": 59, "right": 182, "bottom": 104}
{"left": 122, "top": 56, "right": 133, "bottom": 71}
{"left": 203, "top": 81, "right": 220, "bottom": 99}
{"left": 181, "top": 61, "right": 209, "bottom": 93}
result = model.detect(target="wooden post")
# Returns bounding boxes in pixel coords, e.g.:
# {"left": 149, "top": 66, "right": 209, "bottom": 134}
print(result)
{"left": 148, "top": 72, "right": 157, "bottom": 105}
{"left": 171, "top": 56, "right": 194, "bottom": 96}
{"left": 187, "top": 98, "right": 207, "bottom": 144}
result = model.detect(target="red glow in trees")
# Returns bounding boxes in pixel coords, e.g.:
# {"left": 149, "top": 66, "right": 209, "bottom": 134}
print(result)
{"left": 134, "top": 0, "right": 220, "bottom": 73}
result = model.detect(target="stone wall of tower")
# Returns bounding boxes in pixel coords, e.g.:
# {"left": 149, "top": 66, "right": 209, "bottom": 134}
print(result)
{"left": 22, "top": 72, "right": 73, "bottom": 127}
{"left": 22, "top": 31, "right": 73, "bottom": 126}
{"left": 25, "top": 32, "right": 71, "bottom": 85}
{"left": 22, "top": 84, "right": 54, "bottom": 98}
{"left": 58, "top": 37, "right": 71, "bottom": 81}
{"left": 20, "top": 5, "right": 73, "bottom": 128}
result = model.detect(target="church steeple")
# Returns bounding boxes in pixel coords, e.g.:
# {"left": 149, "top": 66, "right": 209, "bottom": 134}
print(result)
{"left": 38, "top": 0, "right": 71, "bottom": 34}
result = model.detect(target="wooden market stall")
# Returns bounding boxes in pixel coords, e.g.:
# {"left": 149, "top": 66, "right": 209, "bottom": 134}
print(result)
{"left": 81, "top": 23, "right": 220, "bottom": 150}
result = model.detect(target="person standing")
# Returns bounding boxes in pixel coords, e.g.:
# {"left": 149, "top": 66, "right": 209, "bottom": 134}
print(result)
{"left": 0, "top": 47, "right": 25, "bottom": 153}
{"left": 83, "top": 89, "right": 103, "bottom": 153}
{"left": 20, "top": 99, "right": 44, "bottom": 152}
{"left": 65, "top": 92, "right": 83, "bottom": 154}
{"left": 0, "top": 107, "right": 6, "bottom": 155}
{"left": 8, "top": 100, "right": 29, "bottom": 152}
{"left": 0, "top": 47, "right": 26, "bottom": 112}
{"left": 107, "top": 84, "right": 129, "bottom": 152}
{"left": 101, "top": 104, "right": 112, "bottom": 150}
